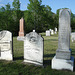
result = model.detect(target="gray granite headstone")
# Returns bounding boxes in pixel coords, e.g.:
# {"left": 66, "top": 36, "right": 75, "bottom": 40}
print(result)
{"left": 56, "top": 9, "right": 71, "bottom": 60}
{"left": 24, "top": 31, "right": 44, "bottom": 66}
{"left": 52, "top": 9, "right": 74, "bottom": 71}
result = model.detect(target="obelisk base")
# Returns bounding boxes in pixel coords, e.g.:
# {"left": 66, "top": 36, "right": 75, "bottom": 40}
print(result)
{"left": 56, "top": 49, "right": 71, "bottom": 60}
{"left": 17, "top": 36, "right": 25, "bottom": 41}
{"left": 52, "top": 56, "right": 74, "bottom": 71}
{"left": 17, "top": 31, "right": 25, "bottom": 41}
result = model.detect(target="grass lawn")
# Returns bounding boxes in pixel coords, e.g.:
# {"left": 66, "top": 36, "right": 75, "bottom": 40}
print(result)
{"left": 0, "top": 33, "right": 75, "bottom": 75}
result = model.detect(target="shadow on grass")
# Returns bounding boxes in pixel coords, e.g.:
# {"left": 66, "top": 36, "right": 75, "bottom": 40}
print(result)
{"left": 73, "top": 59, "right": 75, "bottom": 71}
{"left": 44, "top": 60, "right": 51, "bottom": 67}
{"left": 13, "top": 56, "right": 24, "bottom": 61}
{"left": 44, "top": 54, "right": 55, "bottom": 66}
{"left": 45, "top": 39, "right": 58, "bottom": 41}
{"left": 44, "top": 54, "right": 55, "bottom": 58}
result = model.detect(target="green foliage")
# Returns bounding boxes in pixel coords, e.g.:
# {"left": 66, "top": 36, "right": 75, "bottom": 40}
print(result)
{"left": 5, "top": 3, "right": 11, "bottom": 11}
{"left": 0, "top": 0, "right": 24, "bottom": 36}
{"left": 25, "top": 0, "right": 55, "bottom": 33}
{"left": 0, "top": 0, "right": 75, "bottom": 36}
{"left": 0, "top": 6, "right": 5, "bottom": 12}
{"left": 12, "top": 0, "right": 20, "bottom": 10}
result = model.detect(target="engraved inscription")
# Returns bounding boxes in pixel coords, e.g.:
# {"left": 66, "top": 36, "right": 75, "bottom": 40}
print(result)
{"left": 0, "top": 43, "right": 10, "bottom": 51}
{"left": 58, "top": 9, "right": 70, "bottom": 50}
{"left": 24, "top": 32, "right": 43, "bottom": 65}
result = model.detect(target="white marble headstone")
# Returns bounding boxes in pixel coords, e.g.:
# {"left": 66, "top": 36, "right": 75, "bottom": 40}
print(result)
{"left": 51, "top": 30, "right": 54, "bottom": 35}
{"left": 55, "top": 27, "right": 57, "bottom": 32}
{"left": 55, "top": 27, "right": 57, "bottom": 34}
{"left": 0, "top": 30, "right": 13, "bottom": 60}
{"left": 49, "top": 29, "right": 51, "bottom": 32}
{"left": 46, "top": 30, "right": 50, "bottom": 36}
{"left": 24, "top": 31, "right": 43, "bottom": 66}
{"left": 71, "top": 32, "right": 75, "bottom": 42}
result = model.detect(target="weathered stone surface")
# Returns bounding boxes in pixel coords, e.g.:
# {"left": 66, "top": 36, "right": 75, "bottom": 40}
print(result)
{"left": 52, "top": 56, "right": 74, "bottom": 71}
{"left": 46, "top": 30, "right": 50, "bottom": 36}
{"left": 0, "top": 30, "right": 13, "bottom": 60}
{"left": 56, "top": 9, "right": 71, "bottom": 59}
{"left": 52, "top": 9, "right": 74, "bottom": 71}
{"left": 56, "top": 49, "right": 71, "bottom": 59}
{"left": 24, "top": 31, "right": 44, "bottom": 66}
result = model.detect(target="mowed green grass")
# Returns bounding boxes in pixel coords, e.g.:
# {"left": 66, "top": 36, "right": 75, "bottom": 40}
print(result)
{"left": 0, "top": 33, "right": 75, "bottom": 75}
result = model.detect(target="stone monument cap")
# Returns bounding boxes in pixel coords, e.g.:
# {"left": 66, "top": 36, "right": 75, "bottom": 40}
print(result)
{"left": 33, "top": 30, "right": 35, "bottom": 32}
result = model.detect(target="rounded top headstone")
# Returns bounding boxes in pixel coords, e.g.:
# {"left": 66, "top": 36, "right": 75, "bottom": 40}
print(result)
{"left": 59, "top": 9, "right": 71, "bottom": 18}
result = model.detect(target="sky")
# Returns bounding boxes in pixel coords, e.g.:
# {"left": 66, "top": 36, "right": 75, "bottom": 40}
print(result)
{"left": 0, "top": 0, "right": 75, "bottom": 14}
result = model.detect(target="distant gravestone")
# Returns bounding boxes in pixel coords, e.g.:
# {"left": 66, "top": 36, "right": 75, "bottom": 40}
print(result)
{"left": 55, "top": 27, "right": 57, "bottom": 34}
{"left": 49, "top": 29, "right": 51, "bottom": 32}
{"left": 51, "top": 30, "right": 54, "bottom": 35}
{"left": 24, "top": 31, "right": 44, "bottom": 66}
{"left": 17, "top": 17, "right": 25, "bottom": 41}
{"left": 46, "top": 30, "right": 50, "bottom": 36}
{"left": 52, "top": 9, "right": 74, "bottom": 71}
{"left": 0, "top": 30, "right": 13, "bottom": 60}
{"left": 71, "top": 32, "right": 75, "bottom": 42}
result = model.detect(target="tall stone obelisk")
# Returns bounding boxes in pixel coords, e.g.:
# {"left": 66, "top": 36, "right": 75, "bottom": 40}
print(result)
{"left": 17, "top": 17, "right": 25, "bottom": 41}
{"left": 51, "top": 9, "right": 74, "bottom": 71}
{"left": 19, "top": 17, "right": 24, "bottom": 36}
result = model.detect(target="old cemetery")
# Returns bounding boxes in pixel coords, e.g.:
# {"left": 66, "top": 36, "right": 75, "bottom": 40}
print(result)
{"left": 0, "top": 9, "right": 75, "bottom": 75}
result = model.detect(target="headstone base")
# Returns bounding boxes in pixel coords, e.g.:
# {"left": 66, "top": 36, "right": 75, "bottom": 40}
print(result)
{"left": 56, "top": 49, "right": 71, "bottom": 59}
{"left": 17, "top": 36, "right": 25, "bottom": 41}
{"left": 0, "top": 50, "right": 13, "bottom": 60}
{"left": 52, "top": 56, "right": 74, "bottom": 71}
{"left": 24, "top": 59, "right": 43, "bottom": 66}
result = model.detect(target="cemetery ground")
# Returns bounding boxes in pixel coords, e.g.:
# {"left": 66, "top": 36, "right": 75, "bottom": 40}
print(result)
{"left": 0, "top": 33, "right": 75, "bottom": 75}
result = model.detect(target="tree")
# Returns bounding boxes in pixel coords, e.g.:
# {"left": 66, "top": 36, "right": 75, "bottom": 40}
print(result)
{"left": 0, "top": 6, "right": 5, "bottom": 12}
{"left": 26, "top": 0, "right": 54, "bottom": 33}
{"left": 12, "top": 0, "right": 20, "bottom": 10}
{"left": 27, "top": 0, "right": 42, "bottom": 31}
{"left": 5, "top": 3, "right": 11, "bottom": 11}
{"left": 12, "top": 0, "right": 23, "bottom": 35}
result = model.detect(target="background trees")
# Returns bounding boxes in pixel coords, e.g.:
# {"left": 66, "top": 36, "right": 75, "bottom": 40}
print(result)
{"left": 0, "top": 0, "right": 75, "bottom": 36}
